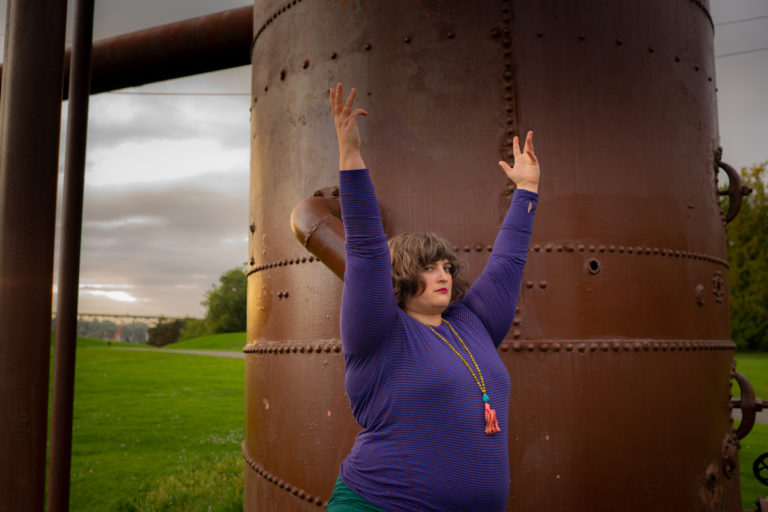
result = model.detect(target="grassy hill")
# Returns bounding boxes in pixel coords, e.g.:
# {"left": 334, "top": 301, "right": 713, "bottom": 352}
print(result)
{"left": 166, "top": 332, "right": 246, "bottom": 352}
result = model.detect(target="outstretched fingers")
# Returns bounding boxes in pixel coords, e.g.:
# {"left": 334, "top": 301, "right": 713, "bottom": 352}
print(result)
{"left": 523, "top": 130, "right": 536, "bottom": 162}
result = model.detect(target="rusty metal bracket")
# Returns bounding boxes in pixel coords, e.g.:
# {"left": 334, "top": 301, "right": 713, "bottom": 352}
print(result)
{"left": 715, "top": 147, "right": 753, "bottom": 223}
{"left": 731, "top": 370, "right": 765, "bottom": 440}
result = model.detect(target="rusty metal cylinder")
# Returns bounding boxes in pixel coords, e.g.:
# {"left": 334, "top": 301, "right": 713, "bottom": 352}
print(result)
{"left": 246, "top": 0, "right": 738, "bottom": 510}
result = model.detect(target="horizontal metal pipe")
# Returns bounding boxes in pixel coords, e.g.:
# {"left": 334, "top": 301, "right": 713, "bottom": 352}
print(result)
{"left": 0, "top": 6, "right": 252, "bottom": 97}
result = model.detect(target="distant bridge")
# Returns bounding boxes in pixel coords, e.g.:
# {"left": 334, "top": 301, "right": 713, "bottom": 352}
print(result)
{"left": 51, "top": 312, "right": 187, "bottom": 327}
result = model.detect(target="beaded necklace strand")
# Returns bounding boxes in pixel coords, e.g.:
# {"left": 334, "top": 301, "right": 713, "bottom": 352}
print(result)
{"left": 426, "top": 319, "right": 501, "bottom": 435}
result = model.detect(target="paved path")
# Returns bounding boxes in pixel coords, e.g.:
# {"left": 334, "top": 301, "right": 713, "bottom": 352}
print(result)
{"left": 111, "top": 346, "right": 244, "bottom": 359}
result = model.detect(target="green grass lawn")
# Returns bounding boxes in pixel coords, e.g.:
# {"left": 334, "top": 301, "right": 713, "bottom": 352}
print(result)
{"left": 66, "top": 342, "right": 244, "bottom": 511}
{"left": 733, "top": 353, "right": 768, "bottom": 506}
{"left": 59, "top": 341, "right": 766, "bottom": 509}
{"left": 165, "top": 332, "right": 246, "bottom": 352}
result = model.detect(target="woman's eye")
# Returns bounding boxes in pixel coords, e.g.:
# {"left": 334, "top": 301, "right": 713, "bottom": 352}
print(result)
{"left": 424, "top": 266, "right": 433, "bottom": 272}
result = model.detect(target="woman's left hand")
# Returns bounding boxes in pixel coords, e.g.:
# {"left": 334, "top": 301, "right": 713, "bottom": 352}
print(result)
{"left": 498, "top": 130, "right": 540, "bottom": 193}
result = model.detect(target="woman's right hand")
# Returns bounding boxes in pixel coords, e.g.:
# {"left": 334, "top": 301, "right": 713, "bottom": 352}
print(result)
{"left": 330, "top": 82, "right": 368, "bottom": 170}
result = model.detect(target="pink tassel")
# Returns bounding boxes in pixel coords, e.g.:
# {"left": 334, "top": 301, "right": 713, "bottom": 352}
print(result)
{"left": 484, "top": 402, "right": 500, "bottom": 434}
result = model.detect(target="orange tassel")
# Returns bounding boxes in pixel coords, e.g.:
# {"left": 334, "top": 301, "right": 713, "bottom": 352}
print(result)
{"left": 484, "top": 402, "right": 500, "bottom": 434}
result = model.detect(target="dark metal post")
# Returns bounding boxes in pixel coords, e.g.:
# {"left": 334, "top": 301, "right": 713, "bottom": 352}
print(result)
{"left": 48, "top": 0, "right": 95, "bottom": 509}
{"left": 0, "top": 0, "right": 69, "bottom": 510}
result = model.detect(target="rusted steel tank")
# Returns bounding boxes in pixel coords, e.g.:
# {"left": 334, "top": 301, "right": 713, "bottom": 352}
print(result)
{"left": 245, "top": 0, "right": 745, "bottom": 509}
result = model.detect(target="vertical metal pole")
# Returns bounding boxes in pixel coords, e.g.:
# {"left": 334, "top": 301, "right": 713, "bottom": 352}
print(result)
{"left": 0, "top": 0, "right": 68, "bottom": 510}
{"left": 48, "top": 0, "right": 95, "bottom": 509}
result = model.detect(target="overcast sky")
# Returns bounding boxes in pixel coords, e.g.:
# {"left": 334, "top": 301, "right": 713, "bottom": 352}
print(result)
{"left": 2, "top": 0, "right": 766, "bottom": 318}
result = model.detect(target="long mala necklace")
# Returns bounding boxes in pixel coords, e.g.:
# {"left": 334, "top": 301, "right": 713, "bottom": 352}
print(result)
{"left": 426, "top": 319, "right": 501, "bottom": 435}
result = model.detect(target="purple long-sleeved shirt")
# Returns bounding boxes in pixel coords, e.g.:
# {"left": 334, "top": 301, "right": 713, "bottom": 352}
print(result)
{"left": 338, "top": 169, "right": 537, "bottom": 512}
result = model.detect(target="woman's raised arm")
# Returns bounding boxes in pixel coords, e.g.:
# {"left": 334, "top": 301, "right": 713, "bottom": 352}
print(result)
{"left": 330, "top": 83, "right": 368, "bottom": 170}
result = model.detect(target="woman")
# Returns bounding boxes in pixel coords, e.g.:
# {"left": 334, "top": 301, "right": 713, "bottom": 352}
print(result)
{"left": 327, "top": 83, "right": 539, "bottom": 512}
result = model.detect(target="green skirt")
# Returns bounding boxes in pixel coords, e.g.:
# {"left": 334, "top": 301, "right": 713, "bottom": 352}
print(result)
{"left": 326, "top": 475, "right": 388, "bottom": 511}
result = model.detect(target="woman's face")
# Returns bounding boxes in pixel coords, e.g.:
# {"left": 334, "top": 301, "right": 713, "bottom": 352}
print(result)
{"left": 404, "top": 259, "right": 453, "bottom": 317}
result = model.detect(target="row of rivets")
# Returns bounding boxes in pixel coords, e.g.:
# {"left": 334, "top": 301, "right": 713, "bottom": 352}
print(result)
{"left": 498, "top": 0, "right": 517, "bottom": 165}
{"left": 453, "top": 244, "right": 493, "bottom": 253}
{"left": 276, "top": 290, "right": 290, "bottom": 299}
{"left": 248, "top": 255, "right": 317, "bottom": 275}
{"left": 244, "top": 341, "right": 343, "bottom": 355}
{"left": 242, "top": 442, "right": 324, "bottom": 507}
{"left": 253, "top": 0, "right": 303, "bottom": 50}
{"left": 529, "top": 243, "right": 728, "bottom": 268}
{"left": 498, "top": 340, "right": 734, "bottom": 352}
{"left": 533, "top": 31, "right": 713, "bottom": 83}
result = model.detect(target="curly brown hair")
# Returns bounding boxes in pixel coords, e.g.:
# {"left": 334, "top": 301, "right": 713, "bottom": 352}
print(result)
{"left": 388, "top": 232, "right": 469, "bottom": 310}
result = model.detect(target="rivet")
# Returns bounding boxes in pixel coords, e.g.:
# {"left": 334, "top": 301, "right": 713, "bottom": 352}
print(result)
{"left": 264, "top": 86, "right": 269, "bottom": 92}
{"left": 674, "top": 56, "right": 680, "bottom": 62}
{"left": 539, "top": 280, "right": 548, "bottom": 289}
{"left": 403, "top": 36, "right": 412, "bottom": 44}
{"left": 277, "top": 291, "right": 284, "bottom": 298}
{"left": 565, "top": 343, "right": 573, "bottom": 351}
{"left": 278, "top": 346, "right": 285, "bottom": 354}
{"left": 452, "top": 246, "right": 459, "bottom": 252}
{"left": 513, "top": 342, "right": 523, "bottom": 352}
{"left": 315, "top": 497, "right": 324, "bottom": 506}
{"left": 634, "top": 342, "right": 642, "bottom": 351}
{"left": 500, "top": 342, "right": 510, "bottom": 351}
{"left": 545, "top": 243, "right": 553, "bottom": 252}
{"left": 250, "top": 257, "right": 255, "bottom": 265}
{"left": 331, "top": 52, "right": 338, "bottom": 59}
{"left": 292, "top": 487, "right": 299, "bottom": 495}
{"left": 324, "top": 345, "right": 331, "bottom": 353}
{"left": 536, "top": 33, "right": 544, "bottom": 38}
{"left": 648, "top": 46, "right": 654, "bottom": 53}
{"left": 552, "top": 343, "right": 561, "bottom": 352}
{"left": 694, "top": 66, "right": 700, "bottom": 72}
{"left": 623, "top": 343, "right": 631, "bottom": 351}
{"left": 618, "top": 245, "right": 625, "bottom": 253}
{"left": 533, "top": 244, "right": 541, "bottom": 252}
{"left": 627, "top": 246, "right": 634, "bottom": 254}
{"left": 556, "top": 244, "right": 563, "bottom": 252}
{"left": 280, "top": 69, "right": 286, "bottom": 81}
{"left": 279, "top": 480, "right": 285, "bottom": 488}
{"left": 304, "top": 494, "right": 313, "bottom": 502}
{"left": 513, "top": 317, "right": 521, "bottom": 326}
{"left": 301, "top": 256, "right": 307, "bottom": 263}
{"left": 334, "top": 345, "right": 341, "bottom": 353}
{"left": 475, "top": 244, "right": 484, "bottom": 252}
{"left": 565, "top": 243, "right": 575, "bottom": 252}
{"left": 598, "top": 245, "right": 605, "bottom": 252}
{"left": 539, "top": 343, "right": 549, "bottom": 352}
{"left": 526, "top": 343, "right": 535, "bottom": 351}
{"left": 487, "top": 245, "right": 493, "bottom": 251}
{"left": 589, "top": 343, "right": 598, "bottom": 352}
{"left": 364, "top": 42, "right": 372, "bottom": 51}
{"left": 578, "top": 244, "right": 585, "bottom": 252}
{"left": 653, "top": 247, "right": 659, "bottom": 255}
{"left": 303, "top": 59, "right": 310, "bottom": 69}
{"left": 601, "top": 343, "right": 609, "bottom": 352}
{"left": 615, "top": 39, "right": 622, "bottom": 46}
{"left": 308, "top": 255, "right": 315, "bottom": 262}
{"left": 608, "top": 245, "right": 615, "bottom": 252}
{"left": 447, "top": 32, "right": 455, "bottom": 39}
{"left": 578, "top": 34, "right": 585, "bottom": 41}
{"left": 250, "top": 223, "right": 256, "bottom": 233}
{"left": 292, "top": 346, "right": 298, "bottom": 353}
{"left": 464, "top": 245, "right": 471, "bottom": 252}
{"left": 637, "top": 246, "right": 643, "bottom": 254}
{"left": 299, "top": 346, "right": 305, "bottom": 353}
{"left": 283, "top": 291, "right": 289, "bottom": 298}
{"left": 577, "top": 343, "right": 586, "bottom": 352}
{"left": 513, "top": 330, "right": 521, "bottom": 339}
{"left": 306, "top": 345, "right": 313, "bottom": 353}
{"left": 612, "top": 342, "right": 621, "bottom": 351}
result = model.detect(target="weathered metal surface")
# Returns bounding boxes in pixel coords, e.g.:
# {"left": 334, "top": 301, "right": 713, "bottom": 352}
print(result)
{"left": 0, "top": 1, "right": 69, "bottom": 510}
{"left": 0, "top": 6, "right": 252, "bottom": 98}
{"left": 48, "top": 0, "right": 96, "bottom": 510}
{"left": 246, "top": 0, "right": 744, "bottom": 510}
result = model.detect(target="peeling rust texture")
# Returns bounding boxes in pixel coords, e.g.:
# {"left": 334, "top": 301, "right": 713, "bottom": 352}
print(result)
{"left": 246, "top": 0, "right": 739, "bottom": 510}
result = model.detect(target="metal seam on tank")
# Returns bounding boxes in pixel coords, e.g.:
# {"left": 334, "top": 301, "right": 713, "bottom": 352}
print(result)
{"left": 251, "top": 0, "right": 305, "bottom": 57}
{"left": 242, "top": 339, "right": 733, "bottom": 354}
{"left": 242, "top": 441, "right": 325, "bottom": 506}
{"left": 687, "top": 0, "right": 714, "bottom": 31}
{"left": 527, "top": 243, "right": 728, "bottom": 268}
{"left": 247, "top": 255, "right": 317, "bottom": 276}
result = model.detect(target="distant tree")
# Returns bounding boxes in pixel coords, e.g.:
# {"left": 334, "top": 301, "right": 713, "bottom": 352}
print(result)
{"left": 179, "top": 317, "right": 209, "bottom": 341}
{"left": 147, "top": 317, "right": 187, "bottom": 346}
{"left": 726, "top": 162, "right": 768, "bottom": 351}
{"left": 204, "top": 266, "right": 247, "bottom": 333}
